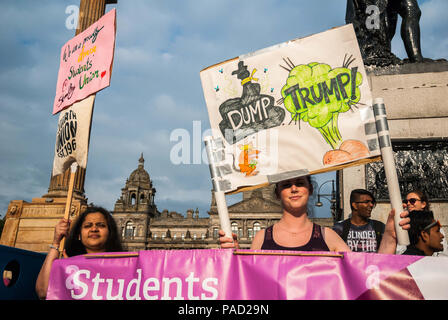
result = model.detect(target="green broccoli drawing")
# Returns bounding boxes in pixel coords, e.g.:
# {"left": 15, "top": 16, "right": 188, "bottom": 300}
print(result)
{"left": 280, "top": 56, "right": 362, "bottom": 149}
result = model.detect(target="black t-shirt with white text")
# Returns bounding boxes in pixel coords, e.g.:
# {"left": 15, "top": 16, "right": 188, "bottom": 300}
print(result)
{"left": 333, "top": 220, "right": 385, "bottom": 253}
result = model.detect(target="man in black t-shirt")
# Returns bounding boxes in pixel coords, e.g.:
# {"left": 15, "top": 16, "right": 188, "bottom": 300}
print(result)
{"left": 333, "top": 189, "right": 385, "bottom": 253}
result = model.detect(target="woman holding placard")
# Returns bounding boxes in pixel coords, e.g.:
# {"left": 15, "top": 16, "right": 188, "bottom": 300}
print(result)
{"left": 219, "top": 175, "right": 410, "bottom": 253}
{"left": 35, "top": 206, "right": 123, "bottom": 299}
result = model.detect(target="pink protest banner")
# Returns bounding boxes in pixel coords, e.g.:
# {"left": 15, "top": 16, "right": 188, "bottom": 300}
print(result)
{"left": 46, "top": 249, "right": 448, "bottom": 300}
{"left": 53, "top": 8, "right": 116, "bottom": 114}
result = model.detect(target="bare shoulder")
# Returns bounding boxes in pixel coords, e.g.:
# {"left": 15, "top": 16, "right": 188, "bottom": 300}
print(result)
{"left": 251, "top": 228, "right": 266, "bottom": 250}
{"left": 323, "top": 227, "right": 351, "bottom": 252}
{"left": 323, "top": 226, "right": 339, "bottom": 238}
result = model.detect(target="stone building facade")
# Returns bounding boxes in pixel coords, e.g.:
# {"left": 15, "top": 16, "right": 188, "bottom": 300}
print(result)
{"left": 112, "top": 154, "right": 157, "bottom": 252}
{"left": 113, "top": 156, "right": 333, "bottom": 251}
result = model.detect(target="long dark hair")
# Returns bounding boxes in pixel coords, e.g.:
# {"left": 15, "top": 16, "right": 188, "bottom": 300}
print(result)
{"left": 65, "top": 206, "right": 123, "bottom": 257}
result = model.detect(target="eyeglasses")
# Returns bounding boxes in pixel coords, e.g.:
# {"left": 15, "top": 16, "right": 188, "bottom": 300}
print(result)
{"left": 402, "top": 198, "right": 421, "bottom": 205}
{"left": 423, "top": 220, "right": 441, "bottom": 231}
{"left": 354, "top": 200, "right": 376, "bottom": 207}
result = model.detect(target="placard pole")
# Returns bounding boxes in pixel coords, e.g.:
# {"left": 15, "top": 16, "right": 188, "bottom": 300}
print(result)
{"left": 204, "top": 136, "right": 233, "bottom": 240}
{"left": 373, "top": 98, "right": 409, "bottom": 246}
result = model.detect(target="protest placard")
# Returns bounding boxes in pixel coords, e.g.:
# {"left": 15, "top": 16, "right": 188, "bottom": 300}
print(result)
{"left": 53, "top": 8, "right": 116, "bottom": 114}
{"left": 52, "top": 95, "right": 94, "bottom": 176}
{"left": 200, "top": 24, "right": 381, "bottom": 194}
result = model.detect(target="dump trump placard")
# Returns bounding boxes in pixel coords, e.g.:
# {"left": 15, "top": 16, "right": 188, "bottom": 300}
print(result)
{"left": 200, "top": 24, "right": 381, "bottom": 193}
{"left": 53, "top": 8, "right": 116, "bottom": 114}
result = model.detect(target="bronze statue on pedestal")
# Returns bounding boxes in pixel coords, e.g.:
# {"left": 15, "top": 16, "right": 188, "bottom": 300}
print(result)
{"left": 346, "top": 0, "right": 424, "bottom": 66}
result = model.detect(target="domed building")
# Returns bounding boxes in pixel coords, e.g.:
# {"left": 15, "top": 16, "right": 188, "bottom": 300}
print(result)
{"left": 112, "top": 154, "right": 158, "bottom": 251}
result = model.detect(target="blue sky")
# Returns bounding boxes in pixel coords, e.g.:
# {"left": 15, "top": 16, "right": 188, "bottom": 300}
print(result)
{"left": 0, "top": 0, "right": 447, "bottom": 219}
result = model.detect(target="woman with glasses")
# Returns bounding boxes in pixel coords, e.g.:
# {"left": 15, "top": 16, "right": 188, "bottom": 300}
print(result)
{"left": 220, "top": 176, "right": 410, "bottom": 254}
{"left": 398, "top": 190, "right": 447, "bottom": 256}
{"left": 403, "top": 189, "right": 430, "bottom": 212}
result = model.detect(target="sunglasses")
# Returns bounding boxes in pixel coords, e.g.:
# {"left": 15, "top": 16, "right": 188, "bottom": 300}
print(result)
{"left": 277, "top": 179, "right": 308, "bottom": 189}
{"left": 423, "top": 220, "right": 441, "bottom": 231}
{"left": 402, "top": 198, "right": 421, "bottom": 205}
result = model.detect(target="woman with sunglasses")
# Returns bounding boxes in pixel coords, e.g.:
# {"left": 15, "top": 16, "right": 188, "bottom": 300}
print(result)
{"left": 399, "top": 190, "right": 447, "bottom": 256}
{"left": 403, "top": 190, "right": 430, "bottom": 212}
{"left": 220, "top": 175, "right": 410, "bottom": 254}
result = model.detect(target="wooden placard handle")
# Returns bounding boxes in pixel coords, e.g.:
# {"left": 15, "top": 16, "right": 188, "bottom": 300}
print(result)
{"left": 59, "top": 163, "right": 78, "bottom": 258}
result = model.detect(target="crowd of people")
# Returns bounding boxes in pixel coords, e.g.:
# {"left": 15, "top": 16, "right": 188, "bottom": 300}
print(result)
{"left": 35, "top": 175, "right": 446, "bottom": 299}
{"left": 219, "top": 175, "right": 446, "bottom": 258}
{"left": 400, "top": 190, "right": 447, "bottom": 257}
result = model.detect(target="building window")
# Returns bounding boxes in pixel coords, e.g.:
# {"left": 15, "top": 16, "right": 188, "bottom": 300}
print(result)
{"left": 173, "top": 234, "right": 177, "bottom": 240}
{"left": 131, "top": 193, "right": 136, "bottom": 206}
{"left": 231, "top": 222, "right": 238, "bottom": 237}
{"left": 202, "top": 233, "right": 206, "bottom": 240}
{"left": 213, "top": 228, "right": 219, "bottom": 239}
{"left": 125, "top": 222, "right": 135, "bottom": 239}
{"left": 181, "top": 233, "right": 185, "bottom": 240}
{"left": 254, "top": 222, "right": 261, "bottom": 234}
{"left": 193, "top": 233, "right": 197, "bottom": 240}
{"left": 248, "top": 228, "right": 253, "bottom": 239}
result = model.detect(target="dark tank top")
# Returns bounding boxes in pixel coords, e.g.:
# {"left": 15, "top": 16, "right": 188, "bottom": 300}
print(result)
{"left": 261, "top": 223, "right": 330, "bottom": 251}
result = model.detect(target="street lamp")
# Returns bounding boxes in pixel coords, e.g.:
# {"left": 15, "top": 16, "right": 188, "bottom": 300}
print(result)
{"left": 315, "top": 179, "right": 339, "bottom": 222}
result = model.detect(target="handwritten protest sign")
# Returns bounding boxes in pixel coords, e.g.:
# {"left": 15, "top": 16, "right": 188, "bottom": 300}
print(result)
{"left": 200, "top": 25, "right": 381, "bottom": 193}
{"left": 53, "top": 8, "right": 116, "bottom": 114}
